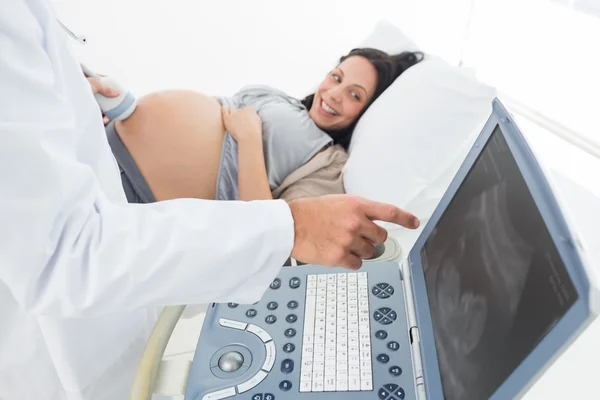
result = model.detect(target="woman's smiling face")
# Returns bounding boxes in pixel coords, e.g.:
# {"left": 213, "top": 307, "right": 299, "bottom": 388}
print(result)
{"left": 309, "top": 56, "right": 378, "bottom": 131}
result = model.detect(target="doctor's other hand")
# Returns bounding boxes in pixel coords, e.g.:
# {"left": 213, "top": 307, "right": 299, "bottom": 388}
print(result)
{"left": 86, "top": 76, "right": 120, "bottom": 125}
{"left": 288, "top": 195, "right": 420, "bottom": 270}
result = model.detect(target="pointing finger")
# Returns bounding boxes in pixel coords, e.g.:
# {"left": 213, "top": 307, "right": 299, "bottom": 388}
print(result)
{"left": 363, "top": 200, "right": 420, "bottom": 230}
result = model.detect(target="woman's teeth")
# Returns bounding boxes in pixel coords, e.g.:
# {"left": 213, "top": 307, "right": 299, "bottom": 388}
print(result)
{"left": 321, "top": 100, "right": 339, "bottom": 116}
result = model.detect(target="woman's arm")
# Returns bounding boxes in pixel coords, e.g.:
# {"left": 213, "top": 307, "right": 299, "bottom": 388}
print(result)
{"left": 222, "top": 106, "right": 273, "bottom": 201}
{"left": 238, "top": 136, "right": 273, "bottom": 200}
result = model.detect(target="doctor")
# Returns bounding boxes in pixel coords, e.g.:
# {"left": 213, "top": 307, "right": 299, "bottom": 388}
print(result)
{"left": 0, "top": 1, "right": 420, "bottom": 399}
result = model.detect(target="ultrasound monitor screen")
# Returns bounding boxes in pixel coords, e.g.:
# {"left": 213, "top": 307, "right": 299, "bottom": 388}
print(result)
{"left": 420, "top": 126, "right": 578, "bottom": 400}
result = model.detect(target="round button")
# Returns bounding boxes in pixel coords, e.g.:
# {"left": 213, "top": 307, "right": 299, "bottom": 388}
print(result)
{"left": 227, "top": 303, "right": 238, "bottom": 308}
{"left": 287, "top": 300, "right": 298, "bottom": 309}
{"left": 267, "top": 301, "right": 278, "bottom": 311}
{"left": 284, "top": 328, "right": 296, "bottom": 338}
{"left": 376, "top": 330, "right": 388, "bottom": 340}
{"left": 286, "top": 314, "right": 298, "bottom": 323}
{"left": 265, "top": 315, "right": 277, "bottom": 324}
{"left": 218, "top": 351, "right": 244, "bottom": 372}
{"left": 264, "top": 395, "right": 275, "bottom": 400}
{"left": 283, "top": 343, "right": 295, "bottom": 353}
{"left": 280, "top": 359, "right": 294, "bottom": 374}
{"left": 279, "top": 380, "right": 292, "bottom": 391}
{"left": 246, "top": 309, "right": 257, "bottom": 318}
{"left": 387, "top": 341, "right": 400, "bottom": 351}
{"left": 270, "top": 278, "right": 281, "bottom": 290}
{"left": 377, "top": 353, "right": 390, "bottom": 364}
{"left": 289, "top": 277, "right": 301, "bottom": 289}
{"left": 251, "top": 395, "right": 262, "bottom": 400}
{"left": 389, "top": 366, "right": 403, "bottom": 377}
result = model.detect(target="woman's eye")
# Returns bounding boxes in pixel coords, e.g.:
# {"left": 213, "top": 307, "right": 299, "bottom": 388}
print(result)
{"left": 332, "top": 74, "right": 341, "bottom": 82}
{"left": 351, "top": 92, "right": 361, "bottom": 101}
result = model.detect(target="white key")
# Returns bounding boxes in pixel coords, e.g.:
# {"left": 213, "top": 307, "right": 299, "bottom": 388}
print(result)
{"left": 361, "top": 379, "right": 373, "bottom": 391}
{"left": 307, "top": 288, "right": 317, "bottom": 296}
{"left": 349, "top": 376, "right": 361, "bottom": 391}
{"left": 349, "top": 365, "right": 360, "bottom": 376}
{"left": 262, "top": 341, "right": 276, "bottom": 371}
{"left": 308, "top": 274, "right": 317, "bottom": 281}
{"left": 358, "top": 272, "right": 367, "bottom": 279}
{"left": 314, "top": 361, "right": 325, "bottom": 371}
{"left": 201, "top": 387, "right": 236, "bottom": 400}
{"left": 312, "top": 380, "right": 324, "bottom": 392}
{"left": 237, "top": 370, "right": 268, "bottom": 393}
{"left": 336, "top": 380, "right": 348, "bottom": 392}
{"left": 245, "top": 324, "right": 272, "bottom": 343}
{"left": 337, "top": 370, "right": 348, "bottom": 380}
{"left": 300, "top": 381, "right": 312, "bottom": 392}
{"left": 324, "top": 377, "right": 336, "bottom": 391}
{"left": 218, "top": 318, "right": 247, "bottom": 331}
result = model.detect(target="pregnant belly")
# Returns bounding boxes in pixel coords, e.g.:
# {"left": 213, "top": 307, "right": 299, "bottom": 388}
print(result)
{"left": 115, "top": 90, "right": 225, "bottom": 201}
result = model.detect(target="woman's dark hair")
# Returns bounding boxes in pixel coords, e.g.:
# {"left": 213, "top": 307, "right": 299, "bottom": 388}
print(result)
{"left": 301, "top": 48, "right": 424, "bottom": 150}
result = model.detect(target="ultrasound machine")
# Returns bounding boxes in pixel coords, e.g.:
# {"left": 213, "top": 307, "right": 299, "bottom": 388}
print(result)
{"left": 183, "top": 99, "right": 599, "bottom": 400}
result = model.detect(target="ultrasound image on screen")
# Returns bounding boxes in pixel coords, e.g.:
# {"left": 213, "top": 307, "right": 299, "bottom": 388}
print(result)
{"left": 421, "top": 126, "right": 578, "bottom": 400}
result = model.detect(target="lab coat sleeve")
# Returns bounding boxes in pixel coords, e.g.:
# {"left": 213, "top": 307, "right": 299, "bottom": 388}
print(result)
{"left": 0, "top": 9, "right": 294, "bottom": 317}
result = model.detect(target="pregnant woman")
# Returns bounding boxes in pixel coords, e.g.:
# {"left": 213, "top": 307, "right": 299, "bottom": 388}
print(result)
{"left": 105, "top": 48, "right": 423, "bottom": 203}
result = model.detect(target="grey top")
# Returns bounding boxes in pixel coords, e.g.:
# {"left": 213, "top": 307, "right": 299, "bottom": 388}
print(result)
{"left": 215, "top": 85, "right": 332, "bottom": 200}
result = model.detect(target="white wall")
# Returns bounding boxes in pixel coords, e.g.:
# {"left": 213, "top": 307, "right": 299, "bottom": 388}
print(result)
{"left": 51, "top": 0, "right": 475, "bottom": 98}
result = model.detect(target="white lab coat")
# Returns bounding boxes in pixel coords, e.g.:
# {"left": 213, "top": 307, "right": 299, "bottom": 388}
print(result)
{"left": 0, "top": 1, "right": 294, "bottom": 399}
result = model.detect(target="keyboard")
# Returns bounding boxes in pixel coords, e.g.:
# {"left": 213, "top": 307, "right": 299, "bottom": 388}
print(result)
{"left": 300, "top": 272, "right": 373, "bottom": 392}
{"left": 185, "top": 263, "right": 416, "bottom": 400}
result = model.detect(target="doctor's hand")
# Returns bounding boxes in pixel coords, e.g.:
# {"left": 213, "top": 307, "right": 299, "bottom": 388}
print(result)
{"left": 86, "top": 76, "right": 120, "bottom": 125}
{"left": 288, "top": 195, "right": 420, "bottom": 270}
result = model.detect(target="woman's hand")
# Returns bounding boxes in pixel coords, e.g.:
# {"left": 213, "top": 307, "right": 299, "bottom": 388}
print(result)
{"left": 221, "top": 106, "right": 262, "bottom": 144}
{"left": 86, "top": 76, "right": 120, "bottom": 125}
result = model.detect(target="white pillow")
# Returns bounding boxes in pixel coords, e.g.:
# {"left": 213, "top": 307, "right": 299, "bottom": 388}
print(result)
{"left": 357, "top": 19, "right": 422, "bottom": 54}
{"left": 343, "top": 56, "right": 497, "bottom": 248}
